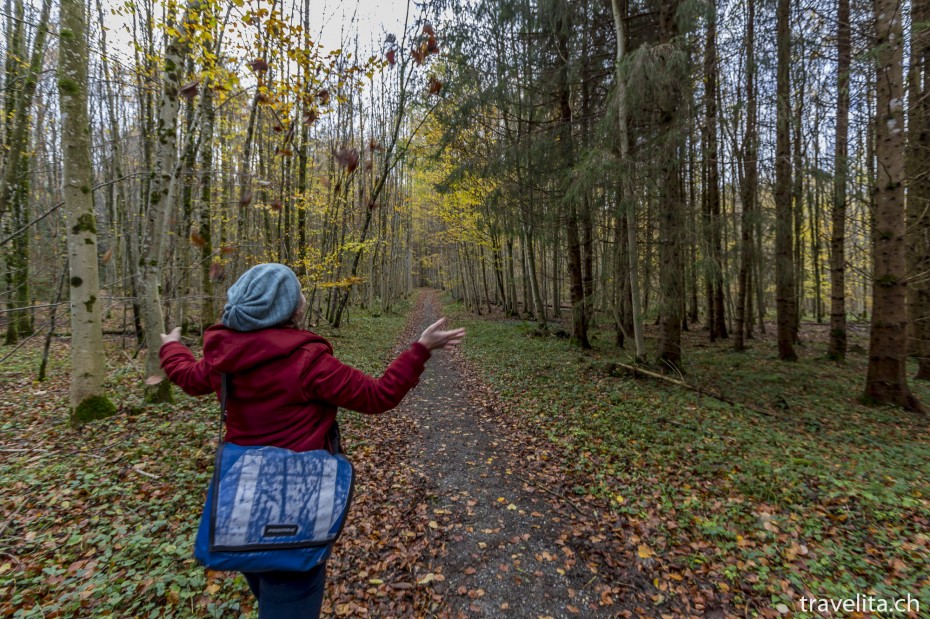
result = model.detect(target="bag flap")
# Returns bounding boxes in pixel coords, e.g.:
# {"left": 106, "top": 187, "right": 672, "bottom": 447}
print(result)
{"left": 210, "top": 443, "right": 353, "bottom": 551}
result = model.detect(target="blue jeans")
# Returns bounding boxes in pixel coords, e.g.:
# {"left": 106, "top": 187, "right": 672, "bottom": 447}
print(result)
{"left": 243, "top": 563, "right": 326, "bottom": 619}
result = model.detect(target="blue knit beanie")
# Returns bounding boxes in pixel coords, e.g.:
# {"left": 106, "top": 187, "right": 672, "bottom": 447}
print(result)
{"left": 222, "top": 264, "right": 302, "bottom": 331}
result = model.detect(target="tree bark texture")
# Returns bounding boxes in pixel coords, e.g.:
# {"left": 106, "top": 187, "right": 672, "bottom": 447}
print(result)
{"left": 863, "top": 0, "right": 923, "bottom": 411}
{"left": 59, "top": 0, "right": 115, "bottom": 422}
{"left": 775, "top": 0, "right": 798, "bottom": 361}
{"left": 907, "top": 0, "right": 930, "bottom": 379}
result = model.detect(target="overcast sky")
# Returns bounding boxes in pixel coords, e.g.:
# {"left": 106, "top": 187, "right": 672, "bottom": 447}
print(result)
{"left": 101, "top": 0, "right": 416, "bottom": 77}
{"left": 311, "top": 0, "right": 411, "bottom": 52}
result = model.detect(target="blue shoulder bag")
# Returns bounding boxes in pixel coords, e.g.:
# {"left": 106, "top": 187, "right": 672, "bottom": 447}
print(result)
{"left": 194, "top": 374, "right": 355, "bottom": 572}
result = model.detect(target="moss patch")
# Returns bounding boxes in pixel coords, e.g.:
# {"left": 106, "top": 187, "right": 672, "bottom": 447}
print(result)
{"left": 144, "top": 379, "right": 174, "bottom": 405}
{"left": 57, "top": 77, "right": 79, "bottom": 96}
{"left": 70, "top": 395, "right": 117, "bottom": 426}
{"left": 71, "top": 212, "right": 96, "bottom": 235}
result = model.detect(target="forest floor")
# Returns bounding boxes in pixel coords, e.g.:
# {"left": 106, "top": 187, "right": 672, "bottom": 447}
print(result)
{"left": 0, "top": 290, "right": 928, "bottom": 618}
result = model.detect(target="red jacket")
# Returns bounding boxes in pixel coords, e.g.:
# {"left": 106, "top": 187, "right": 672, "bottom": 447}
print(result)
{"left": 159, "top": 324, "right": 431, "bottom": 452}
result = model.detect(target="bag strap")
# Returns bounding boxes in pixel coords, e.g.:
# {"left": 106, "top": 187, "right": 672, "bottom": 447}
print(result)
{"left": 327, "top": 421, "right": 343, "bottom": 455}
{"left": 219, "top": 372, "right": 230, "bottom": 445}
{"left": 218, "top": 371, "right": 342, "bottom": 456}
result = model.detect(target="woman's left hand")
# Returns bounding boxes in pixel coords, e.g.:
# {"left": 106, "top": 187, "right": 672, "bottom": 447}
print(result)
{"left": 418, "top": 318, "right": 466, "bottom": 351}
{"left": 160, "top": 327, "right": 182, "bottom": 346}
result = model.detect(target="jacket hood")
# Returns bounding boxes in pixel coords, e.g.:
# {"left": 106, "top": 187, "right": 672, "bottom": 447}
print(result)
{"left": 202, "top": 324, "right": 332, "bottom": 373}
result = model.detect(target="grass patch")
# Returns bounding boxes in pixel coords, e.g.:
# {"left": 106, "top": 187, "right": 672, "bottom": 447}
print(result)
{"left": 447, "top": 301, "right": 930, "bottom": 614}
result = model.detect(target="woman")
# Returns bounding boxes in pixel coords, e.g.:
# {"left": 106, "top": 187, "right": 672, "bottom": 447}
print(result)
{"left": 159, "top": 263, "right": 464, "bottom": 618}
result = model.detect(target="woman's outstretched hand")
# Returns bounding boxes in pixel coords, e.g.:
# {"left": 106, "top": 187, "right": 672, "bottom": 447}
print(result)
{"left": 160, "top": 327, "right": 182, "bottom": 346}
{"left": 418, "top": 318, "right": 466, "bottom": 351}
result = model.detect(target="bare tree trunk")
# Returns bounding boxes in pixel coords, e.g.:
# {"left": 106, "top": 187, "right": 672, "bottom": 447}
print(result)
{"left": 610, "top": 0, "right": 645, "bottom": 360}
{"left": 863, "top": 0, "right": 923, "bottom": 411}
{"left": 199, "top": 83, "right": 216, "bottom": 330}
{"left": 829, "top": 0, "right": 850, "bottom": 361}
{"left": 775, "top": 0, "right": 798, "bottom": 361}
{"left": 656, "top": 0, "right": 684, "bottom": 371}
{"left": 907, "top": 0, "right": 930, "bottom": 379}
{"left": 523, "top": 222, "right": 546, "bottom": 327}
{"left": 703, "top": 3, "right": 727, "bottom": 341}
{"left": 59, "top": 0, "right": 116, "bottom": 423}
{"left": 792, "top": 53, "right": 806, "bottom": 341}
{"left": 735, "top": 0, "right": 757, "bottom": 351}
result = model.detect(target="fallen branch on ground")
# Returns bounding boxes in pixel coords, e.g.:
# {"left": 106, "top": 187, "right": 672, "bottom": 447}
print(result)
{"left": 602, "top": 361, "right": 779, "bottom": 419}
{"left": 515, "top": 474, "right": 585, "bottom": 515}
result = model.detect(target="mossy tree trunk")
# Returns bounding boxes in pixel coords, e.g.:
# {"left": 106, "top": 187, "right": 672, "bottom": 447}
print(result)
{"left": 59, "top": 0, "right": 116, "bottom": 424}
{"left": 137, "top": 0, "right": 193, "bottom": 403}
{"left": 2, "top": 0, "right": 52, "bottom": 345}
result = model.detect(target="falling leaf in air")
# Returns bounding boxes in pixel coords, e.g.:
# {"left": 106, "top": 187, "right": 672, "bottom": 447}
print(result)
{"left": 303, "top": 108, "right": 319, "bottom": 125}
{"left": 272, "top": 124, "right": 284, "bottom": 133}
{"left": 179, "top": 80, "right": 199, "bottom": 100}
{"left": 386, "top": 49, "right": 396, "bottom": 66}
{"left": 190, "top": 231, "right": 207, "bottom": 247}
{"left": 334, "top": 147, "right": 359, "bottom": 173}
{"left": 239, "top": 191, "right": 253, "bottom": 207}
{"left": 249, "top": 58, "right": 269, "bottom": 72}
{"left": 428, "top": 76, "right": 443, "bottom": 95}
{"left": 101, "top": 248, "right": 113, "bottom": 264}
{"left": 369, "top": 138, "right": 381, "bottom": 151}
{"left": 275, "top": 147, "right": 294, "bottom": 157}
{"left": 427, "top": 35, "right": 440, "bottom": 54}
{"left": 423, "top": 22, "right": 435, "bottom": 36}
{"left": 411, "top": 48, "right": 425, "bottom": 65}
{"left": 317, "top": 89, "right": 330, "bottom": 105}
{"left": 209, "top": 262, "right": 225, "bottom": 281}
{"left": 270, "top": 199, "right": 283, "bottom": 210}
{"left": 220, "top": 245, "right": 236, "bottom": 254}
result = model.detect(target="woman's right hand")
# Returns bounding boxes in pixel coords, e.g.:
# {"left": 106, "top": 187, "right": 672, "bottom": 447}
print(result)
{"left": 418, "top": 318, "right": 466, "bottom": 351}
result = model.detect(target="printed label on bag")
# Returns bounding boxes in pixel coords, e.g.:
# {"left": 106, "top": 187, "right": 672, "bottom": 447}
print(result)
{"left": 263, "top": 524, "right": 299, "bottom": 537}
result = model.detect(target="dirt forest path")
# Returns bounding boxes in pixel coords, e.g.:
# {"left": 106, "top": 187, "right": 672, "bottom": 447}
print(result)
{"left": 387, "top": 290, "right": 637, "bottom": 618}
{"left": 333, "top": 289, "right": 721, "bottom": 618}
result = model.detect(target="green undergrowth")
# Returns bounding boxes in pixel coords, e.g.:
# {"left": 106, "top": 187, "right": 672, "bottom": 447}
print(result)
{"left": 446, "top": 301, "right": 930, "bottom": 617}
{"left": 0, "top": 302, "right": 410, "bottom": 618}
